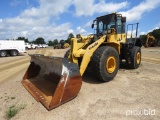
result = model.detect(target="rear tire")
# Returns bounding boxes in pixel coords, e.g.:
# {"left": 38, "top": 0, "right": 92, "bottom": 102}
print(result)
{"left": 91, "top": 46, "right": 119, "bottom": 82}
{"left": 10, "top": 50, "right": 18, "bottom": 56}
{"left": 0, "top": 50, "right": 7, "bottom": 57}
{"left": 53, "top": 46, "right": 57, "bottom": 49}
{"left": 64, "top": 49, "right": 70, "bottom": 58}
{"left": 127, "top": 46, "right": 141, "bottom": 69}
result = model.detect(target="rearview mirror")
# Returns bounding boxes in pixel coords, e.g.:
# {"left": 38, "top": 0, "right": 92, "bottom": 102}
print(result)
{"left": 91, "top": 24, "right": 94, "bottom": 29}
{"left": 122, "top": 17, "right": 126, "bottom": 23}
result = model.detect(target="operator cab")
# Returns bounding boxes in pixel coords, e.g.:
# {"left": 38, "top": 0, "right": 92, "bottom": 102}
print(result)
{"left": 92, "top": 13, "right": 126, "bottom": 35}
{"left": 91, "top": 13, "right": 141, "bottom": 46}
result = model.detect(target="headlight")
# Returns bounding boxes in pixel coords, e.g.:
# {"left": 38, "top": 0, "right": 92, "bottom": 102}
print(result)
{"left": 77, "top": 38, "right": 82, "bottom": 42}
{"left": 107, "top": 29, "right": 112, "bottom": 34}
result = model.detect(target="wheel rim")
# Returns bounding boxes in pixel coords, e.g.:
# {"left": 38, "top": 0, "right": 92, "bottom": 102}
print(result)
{"left": 2, "top": 52, "right": 5, "bottom": 56}
{"left": 136, "top": 52, "right": 141, "bottom": 64}
{"left": 12, "top": 51, "right": 17, "bottom": 56}
{"left": 13, "top": 51, "right": 16, "bottom": 55}
{"left": 106, "top": 56, "right": 116, "bottom": 73}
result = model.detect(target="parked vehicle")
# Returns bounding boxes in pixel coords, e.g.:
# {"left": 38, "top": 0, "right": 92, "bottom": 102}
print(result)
{"left": 31, "top": 44, "right": 38, "bottom": 49}
{"left": 53, "top": 40, "right": 70, "bottom": 49}
{"left": 37, "top": 44, "right": 43, "bottom": 48}
{"left": 0, "top": 40, "right": 26, "bottom": 57}
{"left": 37, "top": 44, "right": 48, "bottom": 48}
{"left": 25, "top": 43, "right": 31, "bottom": 49}
{"left": 42, "top": 44, "right": 48, "bottom": 48}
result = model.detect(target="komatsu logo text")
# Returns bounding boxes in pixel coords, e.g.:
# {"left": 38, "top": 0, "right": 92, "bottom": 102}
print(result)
{"left": 89, "top": 42, "right": 98, "bottom": 50}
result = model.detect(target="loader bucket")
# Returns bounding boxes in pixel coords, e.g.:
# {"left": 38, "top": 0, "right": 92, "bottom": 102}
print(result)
{"left": 22, "top": 55, "right": 82, "bottom": 110}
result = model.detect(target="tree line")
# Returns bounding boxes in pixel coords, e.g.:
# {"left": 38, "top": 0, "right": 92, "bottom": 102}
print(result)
{"left": 47, "top": 33, "right": 74, "bottom": 46}
{"left": 15, "top": 33, "right": 75, "bottom": 46}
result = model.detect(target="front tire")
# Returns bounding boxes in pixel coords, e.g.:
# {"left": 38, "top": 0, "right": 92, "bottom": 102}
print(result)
{"left": 0, "top": 50, "right": 7, "bottom": 57}
{"left": 91, "top": 46, "right": 119, "bottom": 82}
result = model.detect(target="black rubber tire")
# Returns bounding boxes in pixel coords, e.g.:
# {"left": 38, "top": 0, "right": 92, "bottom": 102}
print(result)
{"left": 10, "top": 50, "right": 18, "bottom": 56}
{"left": 0, "top": 50, "right": 7, "bottom": 57}
{"left": 127, "top": 46, "right": 141, "bottom": 69}
{"left": 91, "top": 46, "right": 119, "bottom": 82}
{"left": 64, "top": 49, "right": 70, "bottom": 58}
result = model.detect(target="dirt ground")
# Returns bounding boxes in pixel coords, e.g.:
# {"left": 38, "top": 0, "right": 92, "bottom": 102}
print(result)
{"left": 0, "top": 47, "right": 160, "bottom": 120}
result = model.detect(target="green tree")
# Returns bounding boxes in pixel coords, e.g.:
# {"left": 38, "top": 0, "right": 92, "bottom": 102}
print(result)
{"left": 53, "top": 39, "right": 58, "bottom": 45}
{"left": 30, "top": 40, "right": 36, "bottom": 44}
{"left": 35, "top": 37, "right": 46, "bottom": 44}
{"left": 152, "top": 28, "right": 160, "bottom": 39}
{"left": 65, "top": 33, "right": 74, "bottom": 44}
{"left": 140, "top": 35, "right": 147, "bottom": 45}
{"left": 59, "top": 39, "right": 65, "bottom": 43}
{"left": 17, "top": 37, "right": 29, "bottom": 43}
{"left": 48, "top": 40, "right": 54, "bottom": 46}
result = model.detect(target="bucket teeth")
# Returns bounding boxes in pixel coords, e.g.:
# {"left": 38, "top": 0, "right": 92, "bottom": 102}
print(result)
{"left": 22, "top": 55, "right": 82, "bottom": 110}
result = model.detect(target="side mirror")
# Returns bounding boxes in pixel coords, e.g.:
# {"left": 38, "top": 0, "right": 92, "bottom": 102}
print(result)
{"left": 122, "top": 17, "right": 126, "bottom": 23}
{"left": 91, "top": 24, "right": 94, "bottom": 29}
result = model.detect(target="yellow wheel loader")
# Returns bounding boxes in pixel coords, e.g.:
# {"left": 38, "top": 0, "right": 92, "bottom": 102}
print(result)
{"left": 53, "top": 40, "right": 70, "bottom": 49}
{"left": 63, "top": 43, "right": 70, "bottom": 48}
{"left": 22, "top": 13, "right": 142, "bottom": 110}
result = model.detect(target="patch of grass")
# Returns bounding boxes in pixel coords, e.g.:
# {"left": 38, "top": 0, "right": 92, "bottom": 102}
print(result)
{"left": 136, "top": 71, "right": 140, "bottom": 74}
{"left": 5, "top": 105, "right": 18, "bottom": 119}
{"left": 11, "top": 97, "right": 15, "bottom": 99}
{"left": 5, "top": 103, "right": 27, "bottom": 120}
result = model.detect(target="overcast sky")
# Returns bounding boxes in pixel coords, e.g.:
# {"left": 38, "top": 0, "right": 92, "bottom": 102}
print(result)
{"left": 0, "top": 0, "right": 160, "bottom": 42}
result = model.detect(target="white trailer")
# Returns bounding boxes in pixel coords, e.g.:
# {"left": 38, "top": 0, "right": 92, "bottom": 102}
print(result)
{"left": 0, "top": 40, "right": 26, "bottom": 57}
